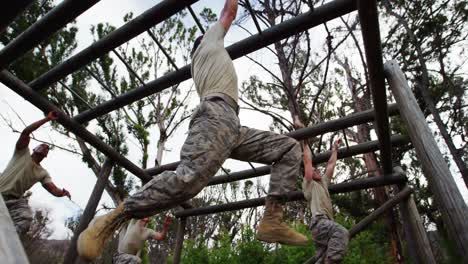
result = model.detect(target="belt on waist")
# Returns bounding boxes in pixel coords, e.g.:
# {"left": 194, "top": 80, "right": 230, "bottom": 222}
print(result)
{"left": 203, "top": 93, "right": 239, "bottom": 115}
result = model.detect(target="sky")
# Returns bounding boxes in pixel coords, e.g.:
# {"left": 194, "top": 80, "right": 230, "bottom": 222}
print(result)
{"left": 0, "top": 0, "right": 467, "bottom": 240}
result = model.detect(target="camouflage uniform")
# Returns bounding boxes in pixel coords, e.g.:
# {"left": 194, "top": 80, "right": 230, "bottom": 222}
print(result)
{"left": 3, "top": 195, "right": 33, "bottom": 235}
{"left": 124, "top": 97, "right": 301, "bottom": 218}
{"left": 310, "top": 215, "right": 349, "bottom": 264}
{"left": 112, "top": 252, "right": 141, "bottom": 264}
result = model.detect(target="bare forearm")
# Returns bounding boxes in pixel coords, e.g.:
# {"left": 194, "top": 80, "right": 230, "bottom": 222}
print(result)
{"left": 50, "top": 188, "right": 64, "bottom": 197}
{"left": 42, "top": 182, "right": 69, "bottom": 198}
{"left": 220, "top": 0, "right": 238, "bottom": 31}
{"left": 50, "top": 185, "right": 64, "bottom": 197}
{"left": 22, "top": 117, "right": 49, "bottom": 135}
{"left": 325, "top": 149, "right": 338, "bottom": 178}
{"left": 222, "top": 0, "right": 238, "bottom": 17}
{"left": 302, "top": 141, "right": 314, "bottom": 181}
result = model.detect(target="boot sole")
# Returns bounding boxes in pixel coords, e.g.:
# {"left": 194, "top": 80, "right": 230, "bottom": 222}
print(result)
{"left": 256, "top": 233, "right": 309, "bottom": 246}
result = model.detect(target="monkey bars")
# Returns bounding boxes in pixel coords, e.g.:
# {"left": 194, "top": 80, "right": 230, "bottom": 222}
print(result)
{"left": 1, "top": 0, "right": 464, "bottom": 263}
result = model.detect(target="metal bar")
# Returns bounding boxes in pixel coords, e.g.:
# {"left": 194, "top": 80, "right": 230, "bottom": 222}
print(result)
{"left": 112, "top": 50, "right": 146, "bottom": 85}
{"left": 0, "top": 0, "right": 35, "bottom": 34}
{"left": 85, "top": 67, "right": 117, "bottom": 97}
{"left": 357, "top": 0, "right": 392, "bottom": 174}
{"left": 146, "top": 161, "right": 179, "bottom": 176}
{"left": 385, "top": 60, "right": 468, "bottom": 258}
{"left": 172, "top": 217, "right": 187, "bottom": 264}
{"left": 209, "top": 166, "right": 270, "bottom": 186}
{"left": 63, "top": 159, "right": 114, "bottom": 264}
{"left": 286, "top": 104, "right": 398, "bottom": 141}
{"left": 187, "top": 6, "right": 205, "bottom": 34}
{"left": 175, "top": 172, "right": 407, "bottom": 218}
{"left": 342, "top": 129, "right": 350, "bottom": 149}
{"left": 207, "top": 135, "right": 408, "bottom": 186}
{"left": 248, "top": 162, "right": 256, "bottom": 171}
{"left": 348, "top": 186, "right": 412, "bottom": 238}
{"left": 145, "top": 104, "right": 400, "bottom": 176}
{"left": 220, "top": 167, "right": 231, "bottom": 176}
{"left": 58, "top": 81, "right": 93, "bottom": 109}
{"left": 0, "top": 195, "right": 29, "bottom": 264}
{"left": 29, "top": 0, "right": 199, "bottom": 90}
{"left": 0, "top": 0, "right": 100, "bottom": 70}
{"left": 71, "top": 0, "right": 359, "bottom": 123}
{"left": 244, "top": 0, "right": 262, "bottom": 34}
{"left": 0, "top": 70, "right": 151, "bottom": 181}
{"left": 147, "top": 30, "right": 179, "bottom": 70}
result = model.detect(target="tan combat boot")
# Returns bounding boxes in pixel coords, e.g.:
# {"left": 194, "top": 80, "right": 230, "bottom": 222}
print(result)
{"left": 77, "top": 203, "right": 127, "bottom": 261}
{"left": 256, "top": 197, "right": 309, "bottom": 246}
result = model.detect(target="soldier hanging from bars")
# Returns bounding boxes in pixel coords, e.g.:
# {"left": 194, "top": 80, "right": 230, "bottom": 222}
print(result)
{"left": 111, "top": 214, "right": 171, "bottom": 264}
{"left": 302, "top": 138, "right": 349, "bottom": 264}
{"left": 78, "top": 0, "right": 310, "bottom": 261}
{"left": 0, "top": 111, "right": 71, "bottom": 235}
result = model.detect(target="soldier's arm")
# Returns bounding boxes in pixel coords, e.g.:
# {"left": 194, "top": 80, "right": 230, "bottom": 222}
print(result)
{"left": 293, "top": 118, "right": 318, "bottom": 182}
{"left": 16, "top": 111, "right": 59, "bottom": 150}
{"left": 303, "top": 142, "right": 317, "bottom": 182}
{"left": 42, "top": 182, "right": 71, "bottom": 198}
{"left": 324, "top": 138, "right": 341, "bottom": 179}
{"left": 219, "top": 0, "right": 238, "bottom": 33}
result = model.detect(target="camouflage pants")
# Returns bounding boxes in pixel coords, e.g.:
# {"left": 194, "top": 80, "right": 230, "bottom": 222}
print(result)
{"left": 112, "top": 252, "right": 141, "bottom": 264}
{"left": 3, "top": 196, "right": 33, "bottom": 235}
{"left": 310, "top": 215, "right": 349, "bottom": 264}
{"left": 125, "top": 98, "right": 301, "bottom": 218}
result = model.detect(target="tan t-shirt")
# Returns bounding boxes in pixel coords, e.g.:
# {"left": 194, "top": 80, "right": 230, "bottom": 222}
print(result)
{"left": 302, "top": 174, "right": 334, "bottom": 220}
{"left": 118, "top": 219, "right": 157, "bottom": 256}
{"left": 0, "top": 147, "right": 52, "bottom": 198}
{"left": 191, "top": 21, "right": 239, "bottom": 103}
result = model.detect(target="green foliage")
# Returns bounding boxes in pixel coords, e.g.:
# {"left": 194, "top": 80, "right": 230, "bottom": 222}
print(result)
{"left": 179, "top": 224, "right": 313, "bottom": 264}
{"left": 176, "top": 216, "right": 395, "bottom": 264}
{"left": 182, "top": 239, "right": 210, "bottom": 264}
{"left": 200, "top": 8, "right": 218, "bottom": 25}
{"left": 344, "top": 230, "right": 391, "bottom": 264}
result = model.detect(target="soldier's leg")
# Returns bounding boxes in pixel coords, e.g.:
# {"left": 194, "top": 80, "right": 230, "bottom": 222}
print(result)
{"left": 78, "top": 100, "right": 240, "bottom": 261}
{"left": 4, "top": 197, "right": 33, "bottom": 235}
{"left": 112, "top": 253, "right": 141, "bottom": 264}
{"left": 230, "top": 127, "right": 302, "bottom": 196}
{"left": 125, "top": 99, "right": 240, "bottom": 218}
{"left": 310, "top": 216, "right": 332, "bottom": 263}
{"left": 325, "top": 222, "right": 349, "bottom": 263}
{"left": 230, "top": 127, "right": 306, "bottom": 245}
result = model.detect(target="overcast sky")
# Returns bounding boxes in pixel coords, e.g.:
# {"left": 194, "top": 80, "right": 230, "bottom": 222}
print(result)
{"left": 0, "top": 0, "right": 466, "bottom": 240}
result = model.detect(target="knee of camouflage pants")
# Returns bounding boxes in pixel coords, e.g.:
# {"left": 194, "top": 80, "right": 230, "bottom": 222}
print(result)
{"left": 267, "top": 137, "right": 302, "bottom": 196}
{"left": 326, "top": 223, "right": 349, "bottom": 263}
{"left": 5, "top": 198, "right": 33, "bottom": 235}
{"left": 124, "top": 167, "right": 213, "bottom": 218}
{"left": 112, "top": 252, "right": 142, "bottom": 264}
